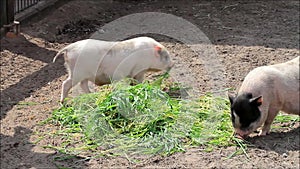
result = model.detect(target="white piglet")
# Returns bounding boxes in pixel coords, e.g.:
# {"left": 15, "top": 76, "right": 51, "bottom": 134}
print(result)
{"left": 229, "top": 56, "right": 299, "bottom": 138}
{"left": 53, "top": 37, "right": 174, "bottom": 103}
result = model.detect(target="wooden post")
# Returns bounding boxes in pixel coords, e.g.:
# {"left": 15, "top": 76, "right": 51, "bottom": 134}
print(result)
{"left": 2, "top": 0, "right": 19, "bottom": 38}
{"left": 7, "top": 0, "right": 15, "bottom": 23}
{"left": 0, "top": 0, "right": 8, "bottom": 38}
{"left": 0, "top": 0, "right": 7, "bottom": 28}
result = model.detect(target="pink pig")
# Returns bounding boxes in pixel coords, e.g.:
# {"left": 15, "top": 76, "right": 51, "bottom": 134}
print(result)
{"left": 53, "top": 37, "right": 174, "bottom": 103}
{"left": 229, "top": 56, "right": 299, "bottom": 138}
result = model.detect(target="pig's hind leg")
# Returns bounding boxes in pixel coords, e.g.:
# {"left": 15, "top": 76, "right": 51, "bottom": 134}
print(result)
{"left": 61, "top": 77, "right": 73, "bottom": 103}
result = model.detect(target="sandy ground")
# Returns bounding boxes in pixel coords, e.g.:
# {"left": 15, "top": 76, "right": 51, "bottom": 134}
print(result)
{"left": 1, "top": 0, "right": 299, "bottom": 168}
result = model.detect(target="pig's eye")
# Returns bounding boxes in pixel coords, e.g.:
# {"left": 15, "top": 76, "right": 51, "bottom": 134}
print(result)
{"left": 163, "top": 55, "right": 169, "bottom": 62}
{"left": 160, "top": 53, "right": 169, "bottom": 62}
{"left": 231, "top": 111, "right": 235, "bottom": 123}
{"left": 231, "top": 111, "right": 241, "bottom": 128}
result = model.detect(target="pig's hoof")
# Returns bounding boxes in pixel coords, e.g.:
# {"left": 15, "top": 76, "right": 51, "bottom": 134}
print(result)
{"left": 59, "top": 100, "right": 66, "bottom": 107}
{"left": 59, "top": 102, "right": 64, "bottom": 107}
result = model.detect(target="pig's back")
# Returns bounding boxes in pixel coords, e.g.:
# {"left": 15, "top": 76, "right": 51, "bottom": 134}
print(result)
{"left": 238, "top": 66, "right": 281, "bottom": 98}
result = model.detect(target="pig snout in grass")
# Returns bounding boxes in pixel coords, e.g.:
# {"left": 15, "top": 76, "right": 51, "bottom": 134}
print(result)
{"left": 229, "top": 56, "right": 300, "bottom": 139}
{"left": 53, "top": 37, "right": 174, "bottom": 103}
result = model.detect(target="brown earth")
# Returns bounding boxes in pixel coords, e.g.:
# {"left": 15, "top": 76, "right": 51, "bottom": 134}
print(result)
{"left": 1, "top": 0, "right": 299, "bottom": 168}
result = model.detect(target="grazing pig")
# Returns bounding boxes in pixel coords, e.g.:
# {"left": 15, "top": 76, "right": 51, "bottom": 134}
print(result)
{"left": 229, "top": 57, "right": 299, "bottom": 138}
{"left": 53, "top": 37, "right": 174, "bottom": 103}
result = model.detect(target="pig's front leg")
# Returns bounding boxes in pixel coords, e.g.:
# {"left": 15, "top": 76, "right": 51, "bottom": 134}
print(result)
{"left": 80, "top": 79, "right": 91, "bottom": 93}
{"left": 259, "top": 107, "right": 280, "bottom": 136}
{"left": 134, "top": 71, "right": 146, "bottom": 83}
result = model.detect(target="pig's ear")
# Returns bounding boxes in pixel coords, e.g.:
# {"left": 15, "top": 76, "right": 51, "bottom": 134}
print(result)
{"left": 249, "top": 95, "right": 263, "bottom": 106}
{"left": 228, "top": 94, "right": 235, "bottom": 105}
{"left": 154, "top": 45, "right": 162, "bottom": 57}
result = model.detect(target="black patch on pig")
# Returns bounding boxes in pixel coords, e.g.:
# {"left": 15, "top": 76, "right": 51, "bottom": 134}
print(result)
{"left": 229, "top": 93, "right": 262, "bottom": 130}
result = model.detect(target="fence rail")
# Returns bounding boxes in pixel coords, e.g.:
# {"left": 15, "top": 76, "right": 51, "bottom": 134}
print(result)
{"left": 15, "top": 0, "right": 42, "bottom": 14}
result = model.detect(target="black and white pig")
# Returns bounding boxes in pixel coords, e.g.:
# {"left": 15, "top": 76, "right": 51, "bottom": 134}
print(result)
{"left": 229, "top": 56, "right": 299, "bottom": 138}
{"left": 53, "top": 37, "right": 174, "bottom": 103}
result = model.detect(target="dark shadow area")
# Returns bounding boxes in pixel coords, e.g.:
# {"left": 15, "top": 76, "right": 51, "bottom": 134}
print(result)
{"left": 0, "top": 35, "right": 66, "bottom": 120}
{"left": 1, "top": 35, "right": 56, "bottom": 62}
{"left": 247, "top": 126, "right": 300, "bottom": 154}
{"left": 27, "top": 0, "right": 299, "bottom": 50}
{"left": 0, "top": 126, "right": 87, "bottom": 169}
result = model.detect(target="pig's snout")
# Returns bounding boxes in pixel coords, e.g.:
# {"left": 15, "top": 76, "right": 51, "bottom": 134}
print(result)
{"left": 234, "top": 129, "right": 250, "bottom": 139}
{"left": 235, "top": 133, "right": 247, "bottom": 140}
{"left": 235, "top": 134, "right": 245, "bottom": 140}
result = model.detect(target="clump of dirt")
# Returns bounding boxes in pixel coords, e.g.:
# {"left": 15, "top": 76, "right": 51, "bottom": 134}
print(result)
{"left": 57, "top": 19, "right": 100, "bottom": 38}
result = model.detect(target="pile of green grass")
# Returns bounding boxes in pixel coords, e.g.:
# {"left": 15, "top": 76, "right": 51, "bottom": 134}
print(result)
{"left": 43, "top": 76, "right": 300, "bottom": 161}
{"left": 44, "top": 77, "right": 240, "bottom": 159}
{"left": 47, "top": 82, "right": 233, "bottom": 157}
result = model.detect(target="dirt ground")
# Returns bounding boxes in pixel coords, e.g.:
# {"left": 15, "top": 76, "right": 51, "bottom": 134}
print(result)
{"left": 1, "top": 0, "right": 299, "bottom": 168}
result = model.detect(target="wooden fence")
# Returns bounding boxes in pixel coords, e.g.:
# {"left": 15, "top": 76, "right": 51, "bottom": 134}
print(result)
{"left": 1, "top": 0, "right": 41, "bottom": 37}
{"left": 15, "top": 0, "right": 41, "bottom": 14}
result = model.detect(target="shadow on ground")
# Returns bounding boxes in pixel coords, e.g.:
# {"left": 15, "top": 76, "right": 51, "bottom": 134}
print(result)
{"left": 0, "top": 35, "right": 66, "bottom": 120}
{"left": 0, "top": 126, "right": 87, "bottom": 168}
{"left": 247, "top": 126, "right": 300, "bottom": 154}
